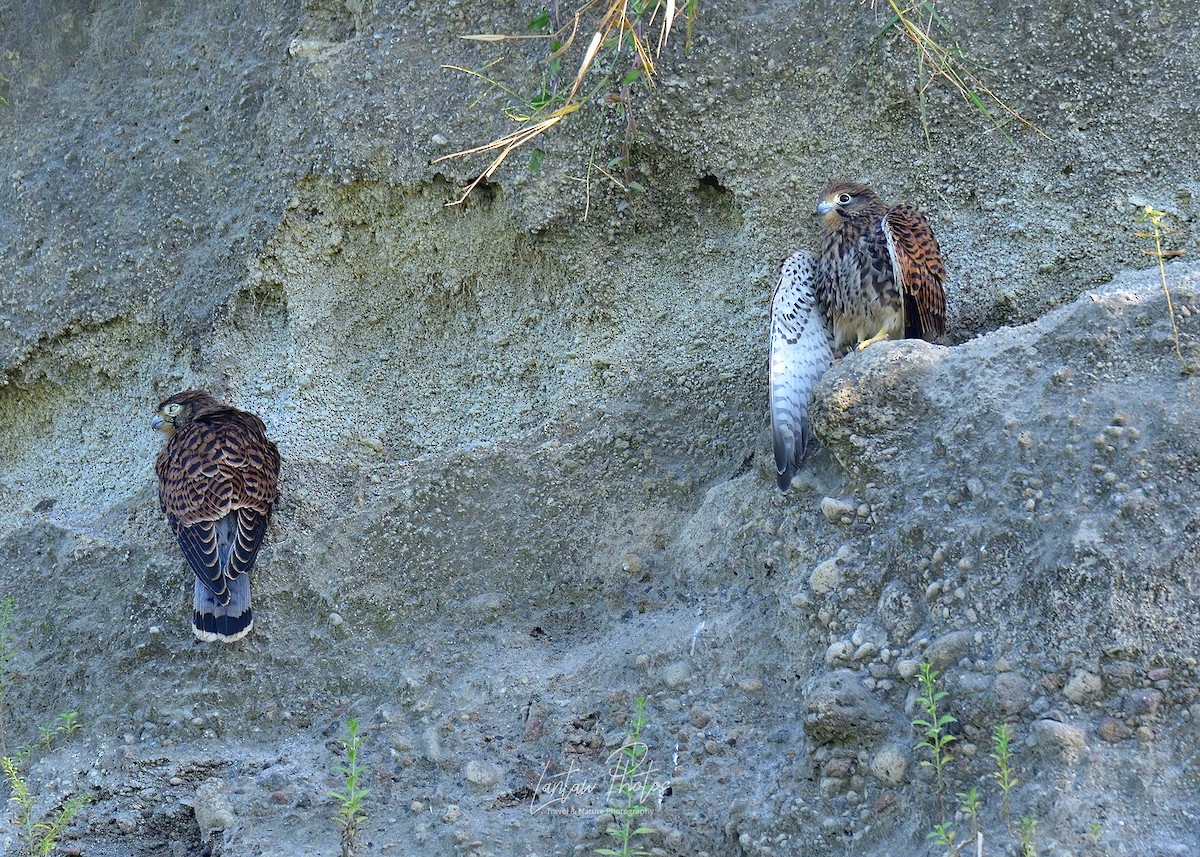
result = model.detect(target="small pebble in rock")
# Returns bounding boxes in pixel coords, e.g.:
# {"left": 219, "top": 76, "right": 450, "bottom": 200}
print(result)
{"left": 925, "top": 630, "right": 973, "bottom": 666}
{"left": 820, "top": 497, "right": 856, "bottom": 523}
{"left": 993, "top": 672, "right": 1031, "bottom": 714}
{"left": 1126, "top": 688, "right": 1163, "bottom": 717}
{"left": 193, "top": 779, "right": 235, "bottom": 841}
{"left": 522, "top": 715, "right": 543, "bottom": 741}
{"left": 1063, "top": 670, "right": 1103, "bottom": 704}
{"left": 825, "top": 641, "right": 853, "bottom": 667}
{"left": 870, "top": 745, "right": 907, "bottom": 785}
{"left": 853, "top": 643, "right": 878, "bottom": 662}
{"left": 740, "top": 678, "right": 763, "bottom": 693}
{"left": 1097, "top": 718, "right": 1131, "bottom": 743}
{"left": 1033, "top": 719, "right": 1087, "bottom": 763}
{"left": 661, "top": 661, "right": 691, "bottom": 688}
{"left": 465, "top": 760, "right": 503, "bottom": 789}
{"left": 809, "top": 558, "right": 841, "bottom": 596}
{"left": 442, "top": 804, "right": 462, "bottom": 823}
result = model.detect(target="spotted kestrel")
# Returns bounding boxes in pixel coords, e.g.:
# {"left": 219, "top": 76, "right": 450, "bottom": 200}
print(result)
{"left": 769, "top": 183, "right": 947, "bottom": 490}
{"left": 153, "top": 390, "right": 280, "bottom": 642}
{"left": 815, "top": 182, "right": 946, "bottom": 352}
{"left": 770, "top": 250, "right": 834, "bottom": 490}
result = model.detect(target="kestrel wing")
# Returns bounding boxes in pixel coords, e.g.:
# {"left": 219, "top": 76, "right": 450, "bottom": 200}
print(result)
{"left": 770, "top": 250, "right": 833, "bottom": 491}
{"left": 227, "top": 507, "right": 270, "bottom": 579}
{"left": 175, "top": 518, "right": 230, "bottom": 600}
{"left": 220, "top": 415, "right": 279, "bottom": 578}
{"left": 883, "top": 205, "right": 947, "bottom": 341}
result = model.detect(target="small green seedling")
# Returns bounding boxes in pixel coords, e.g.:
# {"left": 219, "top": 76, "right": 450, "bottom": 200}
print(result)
{"left": 913, "top": 663, "right": 956, "bottom": 799}
{"left": 330, "top": 718, "right": 370, "bottom": 857}
{"left": 597, "top": 696, "right": 655, "bottom": 857}
{"left": 991, "top": 723, "right": 1017, "bottom": 828}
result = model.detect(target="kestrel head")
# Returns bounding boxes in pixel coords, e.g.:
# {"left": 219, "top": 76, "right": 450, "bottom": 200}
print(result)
{"left": 152, "top": 390, "right": 221, "bottom": 437}
{"left": 815, "top": 182, "right": 884, "bottom": 230}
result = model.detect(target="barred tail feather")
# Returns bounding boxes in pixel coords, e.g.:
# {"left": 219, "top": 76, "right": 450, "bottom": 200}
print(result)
{"left": 770, "top": 251, "right": 833, "bottom": 491}
{"left": 193, "top": 574, "right": 253, "bottom": 643}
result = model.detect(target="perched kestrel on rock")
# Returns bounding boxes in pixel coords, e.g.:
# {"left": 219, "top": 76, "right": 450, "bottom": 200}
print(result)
{"left": 769, "top": 182, "right": 946, "bottom": 489}
{"left": 153, "top": 390, "right": 279, "bottom": 642}
{"left": 815, "top": 181, "right": 946, "bottom": 352}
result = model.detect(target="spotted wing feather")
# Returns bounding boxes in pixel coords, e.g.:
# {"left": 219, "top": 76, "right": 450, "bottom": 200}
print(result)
{"left": 770, "top": 250, "right": 834, "bottom": 491}
{"left": 882, "top": 205, "right": 947, "bottom": 341}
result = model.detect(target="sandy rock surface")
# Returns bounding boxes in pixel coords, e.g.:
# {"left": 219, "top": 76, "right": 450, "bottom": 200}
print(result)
{"left": 1, "top": 1, "right": 1198, "bottom": 855}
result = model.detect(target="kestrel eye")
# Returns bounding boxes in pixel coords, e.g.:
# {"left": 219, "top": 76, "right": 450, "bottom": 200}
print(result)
{"left": 163, "top": 403, "right": 183, "bottom": 417}
{"left": 836, "top": 193, "right": 852, "bottom": 205}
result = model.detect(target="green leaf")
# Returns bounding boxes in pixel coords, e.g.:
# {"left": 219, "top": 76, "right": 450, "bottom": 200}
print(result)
{"left": 621, "top": 69, "right": 642, "bottom": 86}
{"left": 530, "top": 11, "right": 550, "bottom": 31}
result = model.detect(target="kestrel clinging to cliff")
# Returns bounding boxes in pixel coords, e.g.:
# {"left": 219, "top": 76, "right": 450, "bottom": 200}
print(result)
{"left": 153, "top": 390, "right": 279, "bottom": 642}
{"left": 815, "top": 181, "right": 946, "bottom": 352}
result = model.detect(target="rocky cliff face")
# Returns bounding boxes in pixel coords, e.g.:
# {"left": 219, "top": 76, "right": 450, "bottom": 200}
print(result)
{"left": 1, "top": 2, "right": 1198, "bottom": 855}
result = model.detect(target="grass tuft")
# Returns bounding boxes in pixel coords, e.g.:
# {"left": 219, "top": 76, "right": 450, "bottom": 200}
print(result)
{"left": 865, "top": 0, "right": 1047, "bottom": 143}
{"left": 3, "top": 715, "right": 90, "bottom": 857}
{"left": 436, "top": 1, "right": 699, "bottom": 210}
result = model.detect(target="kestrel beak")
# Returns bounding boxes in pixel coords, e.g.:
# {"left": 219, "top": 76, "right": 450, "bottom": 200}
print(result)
{"left": 151, "top": 415, "right": 167, "bottom": 432}
{"left": 815, "top": 200, "right": 835, "bottom": 216}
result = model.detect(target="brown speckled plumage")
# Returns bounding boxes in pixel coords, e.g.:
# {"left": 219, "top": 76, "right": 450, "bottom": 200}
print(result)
{"left": 153, "top": 390, "right": 279, "bottom": 642}
{"left": 815, "top": 182, "right": 946, "bottom": 352}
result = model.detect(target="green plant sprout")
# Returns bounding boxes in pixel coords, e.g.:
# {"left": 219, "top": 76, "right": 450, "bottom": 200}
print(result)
{"left": 1135, "top": 205, "right": 1194, "bottom": 373}
{"left": 329, "top": 718, "right": 371, "bottom": 857}
{"left": 991, "top": 723, "right": 1017, "bottom": 829}
{"left": 1018, "top": 815, "right": 1039, "bottom": 857}
{"left": 913, "top": 662, "right": 956, "bottom": 803}
{"left": 957, "top": 784, "right": 982, "bottom": 845}
{"left": 55, "top": 711, "right": 80, "bottom": 736}
{"left": 597, "top": 696, "right": 655, "bottom": 857}
{"left": 926, "top": 820, "right": 956, "bottom": 854}
{"left": 3, "top": 755, "right": 90, "bottom": 857}
{"left": 866, "top": 0, "right": 1046, "bottom": 143}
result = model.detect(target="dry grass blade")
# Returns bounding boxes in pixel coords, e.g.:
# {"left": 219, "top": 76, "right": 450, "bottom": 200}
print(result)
{"left": 658, "top": 0, "right": 677, "bottom": 55}
{"left": 880, "top": 0, "right": 1048, "bottom": 140}
{"left": 1135, "top": 205, "right": 1194, "bottom": 374}
{"left": 460, "top": 34, "right": 550, "bottom": 43}
{"left": 438, "top": 0, "right": 692, "bottom": 207}
{"left": 432, "top": 107, "right": 579, "bottom": 205}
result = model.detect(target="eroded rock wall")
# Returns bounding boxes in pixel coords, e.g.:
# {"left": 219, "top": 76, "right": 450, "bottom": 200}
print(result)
{"left": 1, "top": 1, "right": 1198, "bottom": 855}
